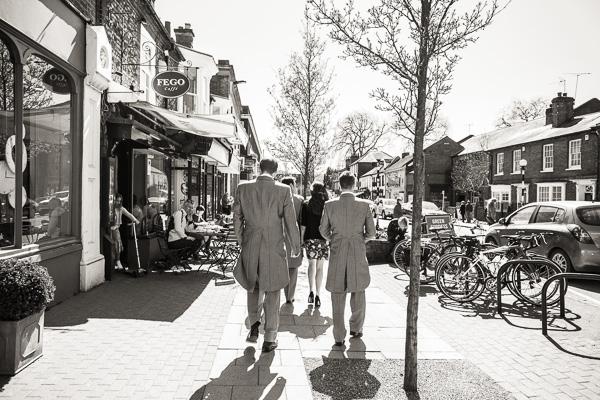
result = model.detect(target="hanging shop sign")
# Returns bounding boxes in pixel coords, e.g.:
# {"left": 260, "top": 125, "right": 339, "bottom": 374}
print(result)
{"left": 42, "top": 68, "right": 70, "bottom": 94}
{"left": 152, "top": 71, "right": 190, "bottom": 98}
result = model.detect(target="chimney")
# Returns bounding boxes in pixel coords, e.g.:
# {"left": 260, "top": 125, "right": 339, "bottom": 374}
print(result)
{"left": 174, "top": 23, "right": 194, "bottom": 48}
{"left": 548, "top": 92, "right": 575, "bottom": 127}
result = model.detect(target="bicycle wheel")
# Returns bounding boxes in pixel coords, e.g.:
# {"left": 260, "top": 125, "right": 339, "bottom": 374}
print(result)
{"left": 509, "top": 260, "right": 564, "bottom": 306}
{"left": 392, "top": 240, "right": 410, "bottom": 273}
{"left": 435, "top": 254, "right": 485, "bottom": 302}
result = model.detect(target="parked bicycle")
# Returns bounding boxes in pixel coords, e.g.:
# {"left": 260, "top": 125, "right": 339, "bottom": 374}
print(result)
{"left": 435, "top": 232, "right": 564, "bottom": 306}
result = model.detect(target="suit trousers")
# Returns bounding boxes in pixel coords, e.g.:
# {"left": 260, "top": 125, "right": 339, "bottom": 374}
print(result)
{"left": 284, "top": 267, "right": 298, "bottom": 302}
{"left": 247, "top": 284, "right": 280, "bottom": 342}
{"left": 331, "top": 291, "right": 366, "bottom": 342}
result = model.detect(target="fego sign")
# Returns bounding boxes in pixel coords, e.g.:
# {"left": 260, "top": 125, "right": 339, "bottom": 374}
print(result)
{"left": 152, "top": 71, "right": 190, "bottom": 98}
{"left": 42, "top": 68, "right": 70, "bottom": 94}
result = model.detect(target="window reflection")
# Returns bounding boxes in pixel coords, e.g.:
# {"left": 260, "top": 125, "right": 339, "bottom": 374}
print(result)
{"left": 0, "top": 37, "right": 15, "bottom": 246}
{"left": 23, "top": 54, "right": 72, "bottom": 244}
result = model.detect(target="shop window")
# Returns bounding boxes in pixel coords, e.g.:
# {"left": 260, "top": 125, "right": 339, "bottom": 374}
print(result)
{"left": 0, "top": 37, "right": 15, "bottom": 246}
{"left": 23, "top": 55, "right": 72, "bottom": 244}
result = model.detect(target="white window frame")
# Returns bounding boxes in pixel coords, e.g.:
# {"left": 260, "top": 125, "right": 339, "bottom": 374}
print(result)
{"left": 568, "top": 139, "right": 582, "bottom": 170}
{"left": 496, "top": 152, "right": 504, "bottom": 175}
{"left": 542, "top": 144, "right": 553, "bottom": 172}
{"left": 490, "top": 185, "right": 511, "bottom": 210}
{"left": 537, "top": 182, "right": 566, "bottom": 202}
{"left": 512, "top": 149, "right": 521, "bottom": 174}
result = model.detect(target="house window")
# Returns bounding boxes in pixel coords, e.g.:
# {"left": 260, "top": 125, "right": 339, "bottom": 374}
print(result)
{"left": 569, "top": 139, "right": 581, "bottom": 169}
{"left": 491, "top": 188, "right": 510, "bottom": 210}
{"left": 496, "top": 153, "right": 504, "bottom": 175}
{"left": 512, "top": 149, "right": 521, "bottom": 173}
{"left": 542, "top": 144, "right": 553, "bottom": 171}
{"left": 538, "top": 183, "right": 565, "bottom": 202}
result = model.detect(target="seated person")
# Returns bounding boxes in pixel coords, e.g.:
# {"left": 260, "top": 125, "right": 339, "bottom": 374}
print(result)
{"left": 190, "top": 205, "right": 206, "bottom": 228}
{"left": 168, "top": 200, "right": 202, "bottom": 250}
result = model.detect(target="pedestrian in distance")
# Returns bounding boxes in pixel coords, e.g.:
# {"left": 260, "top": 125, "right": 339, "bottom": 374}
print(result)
{"left": 281, "top": 176, "right": 304, "bottom": 304}
{"left": 459, "top": 201, "right": 466, "bottom": 222}
{"left": 487, "top": 198, "right": 497, "bottom": 225}
{"left": 233, "top": 158, "right": 301, "bottom": 353}
{"left": 302, "top": 181, "right": 329, "bottom": 308}
{"left": 319, "top": 171, "right": 376, "bottom": 347}
{"left": 393, "top": 198, "right": 403, "bottom": 219}
{"left": 465, "top": 200, "right": 474, "bottom": 223}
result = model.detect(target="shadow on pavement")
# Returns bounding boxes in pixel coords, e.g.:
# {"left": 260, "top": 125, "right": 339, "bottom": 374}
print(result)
{"left": 278, "top": 305, "right": 333, "bottom": 339}
{"left": 308, "top": 347, "right": 381, "bottom": 400}
{"left": 0, "top": 376, "right": 10, "bottom": 393}
{"left": 544, "top": 334, "right": 600, "bottom": 360}
{"left": 45, "top": 271, "right": 219, "bottom": 327}
{"left": 190, "top": 347, "right": 285, "bottom": 400}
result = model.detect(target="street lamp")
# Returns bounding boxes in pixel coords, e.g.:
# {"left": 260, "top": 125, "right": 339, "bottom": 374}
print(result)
{"left": 519, "top": 159, "right": 528, "bottom": 206}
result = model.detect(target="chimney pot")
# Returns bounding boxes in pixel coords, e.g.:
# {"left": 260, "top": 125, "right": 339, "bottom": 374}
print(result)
{"left": 557, "top": 92, "right": 562, "bottom": 97}
{"left": 185, "top": 23, "right": 191, "bottom": 29}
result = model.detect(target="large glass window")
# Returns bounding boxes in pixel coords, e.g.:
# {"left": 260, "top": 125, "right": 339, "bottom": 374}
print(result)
{"left": 23, "top": 55, "right": 72, "bottom": 244}
{"left": 0, "top": 37, "right": 15, "bottom": 246}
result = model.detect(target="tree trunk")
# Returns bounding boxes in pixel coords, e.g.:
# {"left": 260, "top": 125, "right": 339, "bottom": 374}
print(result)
{"left": 404, "top": 0, "right": 431, "bottom": 393}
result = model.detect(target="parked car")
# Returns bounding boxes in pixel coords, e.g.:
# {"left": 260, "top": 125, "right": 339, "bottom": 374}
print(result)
{"left": 485, "top": 201, "right": 600, "bottom": 272}
{"left": 400, "top": 200, "right": 451, "bottom": 234}
{"left": 401, "top": 201, "right": 448, "bottom": 218}
{"left": 380, "top": 198, "right": 398, "bottom": 219}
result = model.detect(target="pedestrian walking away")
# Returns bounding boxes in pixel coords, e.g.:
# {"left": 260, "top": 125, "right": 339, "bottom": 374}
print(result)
{"left": 233, "top": 158, "right": 301, "bottom": 353}
{"left": 459, "top": 201, "right": 466, "bottom": 222}
{"left": 319, "top": 171, "right": 376, "bottom": 347}
{"left": 301, "top": 181, "right": 329, "bottom": 308}
{"left": 393, "top": 198, "right": 403, "bottom": 219}
{"left": 281, "top": 176, "right": 304, "bottom": 304}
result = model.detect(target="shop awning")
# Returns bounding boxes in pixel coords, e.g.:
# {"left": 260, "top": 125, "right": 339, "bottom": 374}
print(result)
{"left": 200, "top": 114, "right": 249, "bottom": 147}
{"left": 218, "top": 155, "right": 241, "bottom": 175}
{"left": 127, "top": 102, "right": 237, "bottom": 141}
{"left": 203, "top": 139, "right": 231, "bottom": 167}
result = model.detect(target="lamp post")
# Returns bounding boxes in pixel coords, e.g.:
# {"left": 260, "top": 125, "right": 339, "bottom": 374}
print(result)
{"left": 519, "top": 159, "right": 528, "bottom": 207}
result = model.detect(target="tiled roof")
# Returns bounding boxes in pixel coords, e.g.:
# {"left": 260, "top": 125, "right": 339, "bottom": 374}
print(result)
{"left": 459, "top": 111, "right": 600, "bottom": 155}
{"left": 361, "top": 165, "right": 382, "bottom": 177}
{"left": 351, "top": 150, "right": 394, "bottom": 165}
{"left": 384, "top": 153, "right": 413, "bottom": 171}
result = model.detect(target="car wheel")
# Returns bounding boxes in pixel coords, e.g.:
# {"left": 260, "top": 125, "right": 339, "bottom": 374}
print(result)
{"left": 550, "top": 249, "right": 573, "bottom": 272}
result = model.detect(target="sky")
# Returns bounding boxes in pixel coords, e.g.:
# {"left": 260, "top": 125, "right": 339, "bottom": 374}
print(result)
{"left": 155, "top": 0, "right": 600, "bottom": 167}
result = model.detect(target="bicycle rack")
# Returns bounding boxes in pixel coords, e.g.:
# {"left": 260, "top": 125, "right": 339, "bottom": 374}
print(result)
{"left": 541, "top": 273, "right": 600, "bottom": 335}
{"left": 496, "top": 258, "right": 560, "bottom": 314}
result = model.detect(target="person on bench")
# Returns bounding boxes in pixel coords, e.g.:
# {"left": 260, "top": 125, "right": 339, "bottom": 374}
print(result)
{"left": 168, "top": 200, "right": 201, "bottom": 251}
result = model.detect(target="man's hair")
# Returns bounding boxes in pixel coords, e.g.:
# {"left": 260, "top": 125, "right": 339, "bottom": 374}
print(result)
{"left": 281, "top": 176, "right": 296, "bottom": 187}
{"left": 339, "top": 171, "right": 356, "bottom": 190}
{"left": 259, "top": 158, "right": 278, "bottom": 174}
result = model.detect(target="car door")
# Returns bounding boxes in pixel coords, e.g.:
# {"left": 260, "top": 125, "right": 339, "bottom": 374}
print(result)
{"left": 498, "top": 205, "right": 538, "bottom": 245}
{"left": 527, "top": 206, "right": 564, "bottom": 256}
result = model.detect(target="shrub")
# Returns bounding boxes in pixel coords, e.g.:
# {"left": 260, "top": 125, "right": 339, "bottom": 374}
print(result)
{"left": 0, "top": 258, "right": 55, "bottom": 321}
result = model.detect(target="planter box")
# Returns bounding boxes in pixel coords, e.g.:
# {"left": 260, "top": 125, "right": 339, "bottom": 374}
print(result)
{"left": 0, "top": 310, "right": 45, "bottom": 376}
{"left": 366, "top": 239, "right": 393, "bottom": 264}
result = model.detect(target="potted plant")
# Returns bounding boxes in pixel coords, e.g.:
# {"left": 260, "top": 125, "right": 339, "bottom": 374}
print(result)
{"left": 0, "top": 258, "right": 55, "bottom": 375}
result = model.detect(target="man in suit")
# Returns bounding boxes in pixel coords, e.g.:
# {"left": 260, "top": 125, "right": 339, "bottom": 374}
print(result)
{"left": 319, "top": 171, "right": 376, "bottom": 347}
{"left": 281, "top": 176, "right": 304, "bottom": 304}
{"left": 233, "top": 159, "right": 301, "bottom": 352}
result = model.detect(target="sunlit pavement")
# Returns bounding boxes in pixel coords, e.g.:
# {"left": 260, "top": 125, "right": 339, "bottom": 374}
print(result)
{"left": 1, "top": 262, "right": 599, "bottom": 399}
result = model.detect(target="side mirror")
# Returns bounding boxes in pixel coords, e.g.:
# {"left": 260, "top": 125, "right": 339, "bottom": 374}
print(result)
{"left": 498, "top": 218, "right": 507, "bottom": 225}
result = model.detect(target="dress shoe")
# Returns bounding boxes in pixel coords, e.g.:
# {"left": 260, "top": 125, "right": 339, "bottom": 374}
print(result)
{"left": 315, "top": 295, "right": 321, "bottom": 308}
{"left": 334, "top": 340, "right": 345, "bottom": 347}
{"left": 350, "top": 331, "right": 363, "bottom": 338}
{"left": 246, "top": 321, "right": 260, "bottom": 343}
{"left": 308, "top": 291, "right": 314, "bottom": 304}
{"left": 262, "top": 341, "right": 278, "bottom": 352}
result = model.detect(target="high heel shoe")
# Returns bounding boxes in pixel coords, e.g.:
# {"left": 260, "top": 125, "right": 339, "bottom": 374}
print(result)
{"left": 315, "top": 295, "right": 321, "bottom": 308}
{"left": 308, "top": 291, "right": 314, "bottom": 304}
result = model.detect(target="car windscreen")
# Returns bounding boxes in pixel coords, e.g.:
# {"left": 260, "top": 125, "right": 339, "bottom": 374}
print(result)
{"left": 576, "top": 206, "right": 600, "bottom": 226}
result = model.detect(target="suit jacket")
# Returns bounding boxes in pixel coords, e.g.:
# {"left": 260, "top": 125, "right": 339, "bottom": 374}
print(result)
{"left": 319, "top": 193, "right": 376, "bottom": 293}
{"left": 233, "top": 175, "right": 301, "bottom": 292}
{"left": 285, "top": 194, "right": 304, "bottom": 269}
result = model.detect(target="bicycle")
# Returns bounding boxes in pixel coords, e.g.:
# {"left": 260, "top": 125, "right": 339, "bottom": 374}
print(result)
{"left": 435, "top": 232, "right": 564, "bottom": 306}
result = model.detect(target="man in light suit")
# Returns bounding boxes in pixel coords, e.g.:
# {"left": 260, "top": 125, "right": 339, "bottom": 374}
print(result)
{"left": 281, "top": 176, "right": 304, "bottom": 304}
{"left": 233, "top": 159, "right": 301, "bottom": 352}
{"left": 319, "top": 171, "right": 376, "bottom": 347}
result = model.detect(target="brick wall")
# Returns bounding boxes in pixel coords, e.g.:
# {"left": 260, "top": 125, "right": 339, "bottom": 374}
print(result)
{"left": 62, "top": 0, "right": 97, "bottom": 21}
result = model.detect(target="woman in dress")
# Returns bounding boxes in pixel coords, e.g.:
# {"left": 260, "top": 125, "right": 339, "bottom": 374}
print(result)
{"left": 301, "top": 182, "right": 329, "bottom": 307}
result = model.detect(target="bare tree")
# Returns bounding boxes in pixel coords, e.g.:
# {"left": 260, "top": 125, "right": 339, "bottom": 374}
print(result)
{"left": 451, "top": 152, "right": 490, "bottom": 199}
{"left": 496, "top": 97, "right": 547, "bottom": 127}
{"left": 267, "top": 18, "right": 335, "bottom": 196}
{"left": 333, "top": 111, "right": 389, "bottom": 157}
{"left": 308, "top": 0, "right": 506, "bottom": 392}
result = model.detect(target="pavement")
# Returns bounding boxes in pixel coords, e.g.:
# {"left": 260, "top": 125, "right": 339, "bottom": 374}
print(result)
{"left": 1, "top": 260, "right": 599, "bottom": 399}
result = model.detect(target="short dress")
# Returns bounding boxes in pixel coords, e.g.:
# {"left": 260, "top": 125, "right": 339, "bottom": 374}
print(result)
{"left": 301, "top": 202, "right": 329, "bottom": 260}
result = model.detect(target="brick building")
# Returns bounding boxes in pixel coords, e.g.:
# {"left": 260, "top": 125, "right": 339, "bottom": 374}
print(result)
{"left": 457, "top": 93, "right": 600, "bottom": 214}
